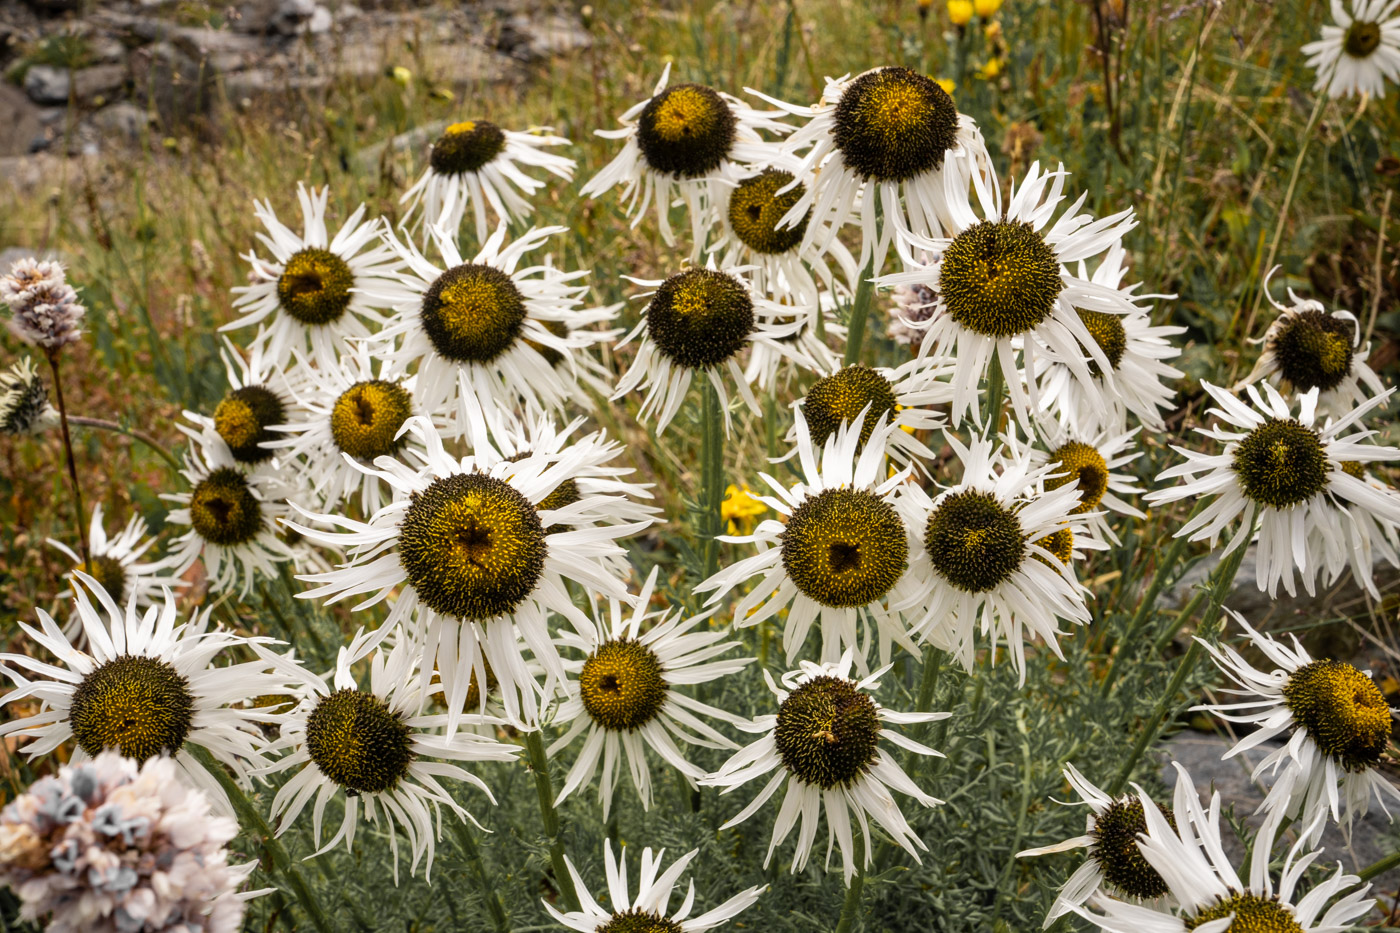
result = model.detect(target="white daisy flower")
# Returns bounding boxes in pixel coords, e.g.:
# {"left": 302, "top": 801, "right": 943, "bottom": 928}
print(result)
{"left": 370, "top": 223, "right": 618, "bottom": 430}
{"left": 47, "top": 502, "right": 184, "bottom": 618}
{"left": 1035, "top": 243, "right": 1184, "bottom": 434}
{"left": 162, "top": 425, "right": 300, "bottom": 598}
{"left": 785, "top": 359, "right": 953, "bottom": 472}
{"left": 1195, "top": 611, "right": 1400, "bottom": 847}
{"left": 748, "top": 66, "right": 993, "bottom": 273}
{"left": 223, "top": 184, "right": 401, "bottom": 371}
{"left": 203, "top": 338, "right": 293, "bottom": 468}
{"left": 703, "top": 650, "right": 946, "bottom": 884}
{"left": 1144, "top": 382, "right": 1400, "bottom": 598}
{"left": 698, "top": 409, "right": 923, "bottom": 670}
{"left": 881, "top": 162, "right": 1139, "bottom": 434}
{"left": 1016, "top": 764, "right": 1175, "bottom": 927}
{"left": 0, "top": 579, "right": 286, "bottom": 817}
{"left": 1237, "top": 286, "right": 1386, "bottom": 419}
{"left": 1078, "top": 761, "right": 1375, "bottom": 933}
{"left": 255, "top": 631, "right": 518, "bottom": 882}
{"left": 264, "top": 343, "right": 426, "bottom": 515}
{"left": 612, "top": 262, "right": 802, "bottom": 436}
{"left": 707, "top": 163, "right": 859, "bottom": 311}
{"left": 400, "top": 120, "right": 575, "bottom": 245}
{"left": 581, "top": 63, "right": 789, "bottom": 255}
{"left": 895, "top": 432, "right": 1093, "bottom": 683}
{"left": 289, "top": 417, "right": 644, "bottom": 731}
{"left": 550, "top": 566, "right": 751, "bottom": 818}
{"left": 1302, "top": 0, "right": 1400, "bottom": 99}
{"left": 1012, "top": 419, "right": 1147, "bottom": 546}
{"left": 545, "top": 840, "right": 765, "bottom": 933}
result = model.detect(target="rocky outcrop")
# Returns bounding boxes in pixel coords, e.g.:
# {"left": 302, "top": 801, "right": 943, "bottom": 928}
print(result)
{"left": 2, "top": 0, "right": 592, "bottom": 156}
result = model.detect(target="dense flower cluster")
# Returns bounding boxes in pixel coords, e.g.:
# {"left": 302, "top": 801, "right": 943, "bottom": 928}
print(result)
{"left": 0, "top": 753, "right": 255, "bottom": 933}
{"left": 0, "top": 29, "right": 1395, "bottom": 933}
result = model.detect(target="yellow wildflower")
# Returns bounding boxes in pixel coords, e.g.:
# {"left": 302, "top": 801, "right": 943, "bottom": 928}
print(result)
{"left": 947, "top": 0, "right": 973, "bottom": 25}
{"left": 974, "top": 0, "right": 1003, "bottom": 16}
{"left": 722, "top": 484, "right": 767, "bottom": 535}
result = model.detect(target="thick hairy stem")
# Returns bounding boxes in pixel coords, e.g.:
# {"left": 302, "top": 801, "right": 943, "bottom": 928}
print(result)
{"left": 45, "top": 351, "right": 90, "bottom": 568}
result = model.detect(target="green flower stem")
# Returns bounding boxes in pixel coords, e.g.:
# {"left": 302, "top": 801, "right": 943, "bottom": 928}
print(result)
{"left": 67, "top": 414, "right": 182, "bottom": 474}
{"left": 833, "top": 854, "right": 865, "bottom": 933}
{"left": 449, "top": 819, "right": 509, "bottom": 933}
{"left": 842, "top": 260, "right": 876, "bottom": 367}
{"left": 44, "top": 351, "right": 90, "bottom": 568}
{"left": 1104, "top": 536, "right": 1250, "bottom": 798}
{"left": 524, "top": 728, "right": 581, "bottom": 913}
{"left": 185, "top": 744, "right": 337, "bottom": 933}
{"left": 1357, "top": 848, "right": 1400, "bottom": 884}
{"left": 699, "top": 377, "right": 726, "bottom": 581}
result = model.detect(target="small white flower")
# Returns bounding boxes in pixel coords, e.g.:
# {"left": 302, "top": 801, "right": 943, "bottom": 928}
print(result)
{"left": 1034, "top": 243, "right": 1184, "bottom": 434}
{"left": 400, "top": 120, "right": 575, "bottom": 244}
{"left": 612, "top": 261, "right": 803, "bottom": 436}
{"left": 1010, "top": 419, "right": 1146, "bottom": 547}
{"left": 0, "top": 579, "right": 287, "bottom": 817}
{"left": 370, "top": 223, "right": 619, "bottom": 429}
{"left": 546, "top": 840, "right": 766, "bottom": 933}
{"left": 895, "top": 432, "right": 1093, "bottom": 683}
{"left": 582, "top": 63, "right": 790, "bottom": 256}
{"left": 703, "top": 650, "right": 946, "bottom": 885}
{"left": 1, "top": 256, "right": 85, "bottom": 350}
{"left": 707, "top": 161, "right": 859, "bottom": 311}
{"left": 1195, "top": 611, "right": 1400, "bottom": 847}
{"left": 881, "top": 163, "right": 1140, "bottom": 434}
{"left": 1077, "top": 762, "right": 1375, "bottom": 933}
{"left": 47, "top": 502, "right": 184, "bottom": 622}
{"left": 265, "top": 343, "right": 426, "bottom": 514}
{"left": 748, "top": 66, "right": 993, "bottom": 273}
{"left": 162, "top": 425, "right": 301, "bottom": 598}
{"left": 255, "top": 631, "right": 518, "bottom": 882}
{"left": 1302, "top": 0, "right": 1400, "bottom": 99}
{"left": 785, "top": 358, "right": 953, "bottom": 473}
{"left": 1016, "top": 764, "right": 1174, "bottom": 927}
{"left": 1145, "top": 382, "right": 1400, "bottom": 598}
{"left": 550, "top": 567, "right": 751, "bottom": 817}
{"left": 223, "top": 184, "right": 402, "bottom": 371}
{"left": 699, "top": 410, "right": 924, "bottom": 670}
{"left": 1237, "top": 285, "right": 1386, "bottom": 418}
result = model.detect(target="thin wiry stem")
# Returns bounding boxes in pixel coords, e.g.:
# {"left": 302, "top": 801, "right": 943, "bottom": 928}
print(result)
{"left": 44, "top": 350, "right": 89, "bottom": 568}
{"left": 66, "top": 414, "right": 182, "bottom": 473}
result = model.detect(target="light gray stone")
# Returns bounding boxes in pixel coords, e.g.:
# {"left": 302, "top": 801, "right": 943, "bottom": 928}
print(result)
{"left": 270, "top": 0, "right": 317, "bottom": 35}
{"left": 71, "top": 64, "right": 128, "bottom": 105}
{"left": 0, "top": 83, "right": 44, "bottom": 158}
{"left": 23, "top": 64, "right": 70, "bottom": 106}
{"left": 90, "top": 102, "right": 150, "bottom": 141}
{"left": 1161, "top": 733, "right": 1399, "bottom": 890}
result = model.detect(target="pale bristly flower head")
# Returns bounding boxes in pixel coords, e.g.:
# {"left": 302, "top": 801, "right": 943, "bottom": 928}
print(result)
{"left": 0, "top": 751, "right": 261, "bottom": 933}
{"left": 1, "top": 256, "right": 85, "bottom": 350}
{"left": 0, "top": 356, "right": 59, "bottom": 435}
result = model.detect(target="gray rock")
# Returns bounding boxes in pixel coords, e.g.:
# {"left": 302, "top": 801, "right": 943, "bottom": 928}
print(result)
{"left": 90, "top": 102, "right": 150, "bottom": 141}
{"left": 1162, "top": 733, "right": 1399, "bottom": 890}
{"left": 307, "top": 5, "right": 333, "bottom": 34}
{"left": 496, "top": 13, "right": 591, "bottom": 62}
{"left": 23, "top": 64, "right": 70, "bottom": 106}
{"left": 128, "top": 42, "right": 220, "bottom": 137}
{"left": 71, "top": 64, "right": 128, "bottom": 105}
{"left": 270, "top": 0, "right": 317, "bottom": 35}
{"left": 0, "top": 83, "right": 44, "bottom": 158}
